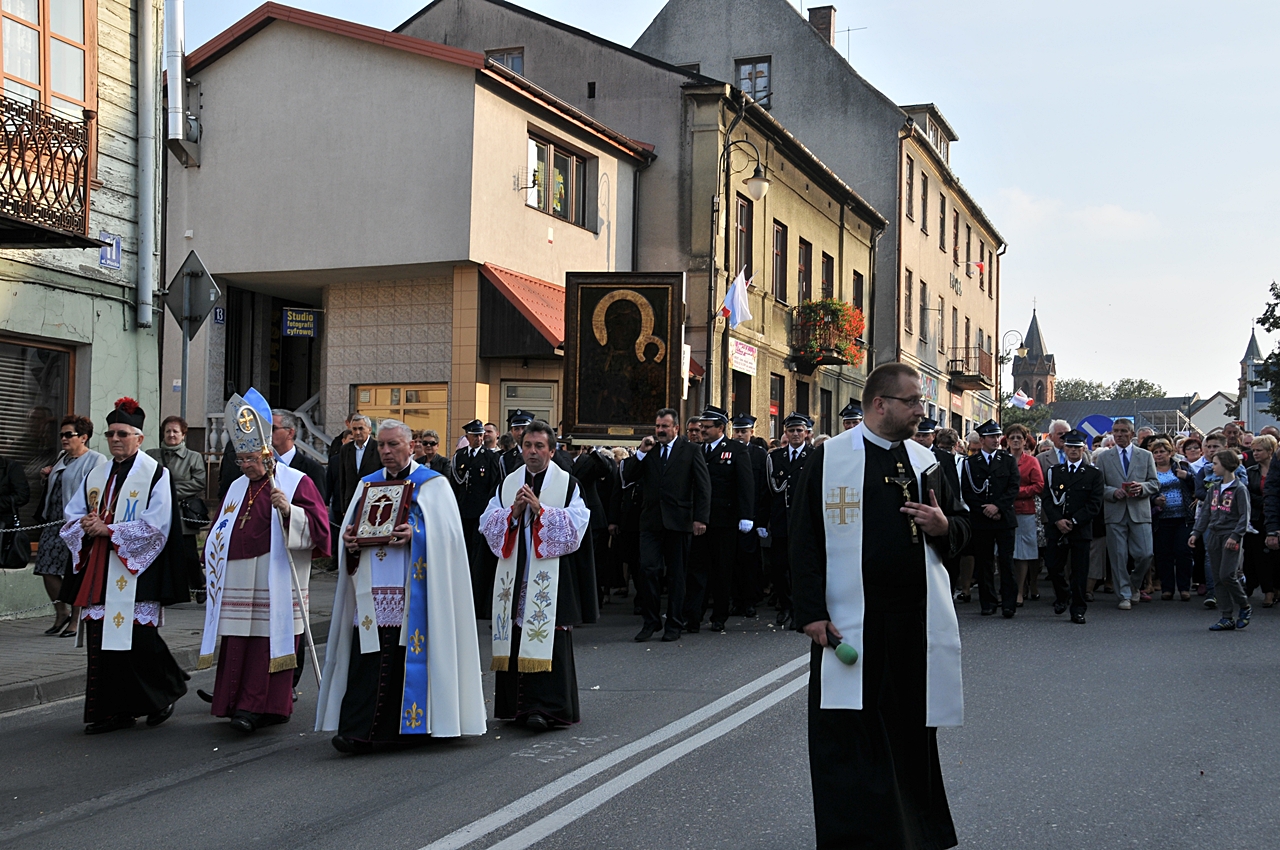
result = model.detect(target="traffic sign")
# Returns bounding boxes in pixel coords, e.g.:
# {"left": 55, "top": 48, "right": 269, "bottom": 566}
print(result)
{"left": 165, "top": 250, "right": 221, "bottom": 341}
{"left": 1076, "top": 414, "right": 1115, "bottom": 448}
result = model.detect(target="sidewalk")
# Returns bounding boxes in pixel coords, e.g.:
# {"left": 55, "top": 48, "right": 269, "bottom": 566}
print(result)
{"left": 0, "top": 570, "right": 338, "bottom": 714}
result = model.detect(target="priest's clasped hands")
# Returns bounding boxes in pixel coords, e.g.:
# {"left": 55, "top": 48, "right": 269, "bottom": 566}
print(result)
{"left": 510, "top": 484, "right": 543, "bottom": 520}
{"left": 80, "top": 511, "right": 111, "bottom": 538}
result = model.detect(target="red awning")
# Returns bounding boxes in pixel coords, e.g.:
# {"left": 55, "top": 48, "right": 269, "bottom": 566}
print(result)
{"left": 689, "top": 357, "right": 705, "bottom": 378}
{"left": 479, "top": 263, "right": 565, "bottom": 347}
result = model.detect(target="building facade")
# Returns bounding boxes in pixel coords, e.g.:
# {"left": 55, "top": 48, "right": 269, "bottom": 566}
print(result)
{"left": 0, "top": 0, "right": 163, "bottom": 525}
{"left": 633, "top": 0, "right": 1005, "bottom": 435}
{"left": 401, "top": 0, "right": 884, "bottom": 439}
{"left": 162, "top": 5, "right": 647, "bottom": 453}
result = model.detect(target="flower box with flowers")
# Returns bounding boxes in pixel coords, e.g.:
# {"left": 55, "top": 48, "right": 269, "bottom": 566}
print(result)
{"left": 791, "top": 300, "right": 866, "bottom": 369}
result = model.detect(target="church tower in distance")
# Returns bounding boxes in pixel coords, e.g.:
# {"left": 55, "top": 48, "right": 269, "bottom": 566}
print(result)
{"left": 1011, "top": 310, "right": 1055, "bottom": 405}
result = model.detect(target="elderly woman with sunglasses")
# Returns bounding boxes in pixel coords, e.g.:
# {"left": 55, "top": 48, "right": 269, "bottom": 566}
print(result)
{"left": 34, "top": 416, "right": 105, "bottom": 636}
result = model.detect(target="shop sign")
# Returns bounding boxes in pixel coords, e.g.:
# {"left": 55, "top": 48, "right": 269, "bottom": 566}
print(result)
{"left": 729, "top": 340, "right": 758, "bottom": 376}
{"left": 282, "top": 309, "right": 317, "bottom": 338}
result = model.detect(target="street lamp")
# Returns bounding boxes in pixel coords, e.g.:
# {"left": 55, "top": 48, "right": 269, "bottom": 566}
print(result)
{"left": 999, "top": 329, "right": 1027, "bottom": 413}
{"left": 709, "top": 135, "right": 770, "bottom": 409}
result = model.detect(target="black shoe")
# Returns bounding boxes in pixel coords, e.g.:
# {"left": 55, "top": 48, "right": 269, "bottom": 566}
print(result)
{"left": 196, "top": 688, "right": 214, "bottom": 704}
{"left": 194, "top": 589, "right": 207, "bottom": 605}
{"left": 710, "top": 621, "right": 725, "bottom": 632}
{"left": 634, "top": 626, "right": 657, "bottom": 643}
{"left": 85, "top": 715, "right": 136, "bottom": 735}
{"left": 1053, "top": 602, "right": 1068, "bottom": 615}
{"left": 44, "top": 617, "right": 69, "bottom": 636}
{"left": 1002, "top": 608, "right": 1016, "bottom": 619}
{"left": 331, "top": 735, "right": 373, "bottom": 754}
{"left": 980, "top": 606, "right": 996, "bottom": 616}
{"left": 229, "top": 712, "right": 257, "bottom": 733}
{"left": 146, "top": 703, "right": 174, "bottom": 727}
{"left": 684, "top": 622, "right": 700, "bottom": 634}
{"left": 744, "top": 606, "right": 757, "bottom": 618}
{"left": 956, "top": 592, "right": 971, "bottom": 603}
{"left": 526, "top": 713, "right": 550, "bottom": 732}
{"left": 1071, "top": 612, "right": 1086, "bottom": 624}
{"left": 1029, "top": 593, "right": 1040, "bottom": 601}
{"left": 661, "top": 629, "right": 681, "bottom": 642}
{"left": 776, "top": 609, "right": 792, "bottom": 627}
{"left": 258, "top": 714, "right": 289, "bottom": 727}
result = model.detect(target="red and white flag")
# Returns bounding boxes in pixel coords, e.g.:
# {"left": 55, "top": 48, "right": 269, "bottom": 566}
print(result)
{"left": 1011, "top": 389, "right": 1034, "bottom": 409}
{"left": 721, "top": 267, "right": 753, "bottom": 329}
{"left": 968, "top": 261, "right": 985, "bottom": 275}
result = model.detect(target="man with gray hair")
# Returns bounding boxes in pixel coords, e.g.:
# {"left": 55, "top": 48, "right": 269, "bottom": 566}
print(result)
{"left": 271, "top": 408, "right": 327, "bottom": 502}
{"left": 335, "top": 413, "right": 379, "bottom": 517}
{"left": 1038, "top": 419, "right": 1071, "bottom": 478}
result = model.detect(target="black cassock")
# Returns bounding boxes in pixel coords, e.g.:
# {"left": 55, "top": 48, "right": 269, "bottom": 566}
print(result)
{"left": 792, "top": 439, "right": 969, "bottom": 850}
{"left": 494, "top": 472, "right": 598, "bottom": 725}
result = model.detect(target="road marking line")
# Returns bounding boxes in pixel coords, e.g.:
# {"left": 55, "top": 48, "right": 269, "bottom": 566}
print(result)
{"left": 418, "top": 652, "right": 808, "bottom": 850}
{"left": 486, "top": 673, "right": 808, "bottom": 850}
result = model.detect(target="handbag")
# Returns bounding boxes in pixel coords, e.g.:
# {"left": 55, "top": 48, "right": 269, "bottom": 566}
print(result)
{"left": 1, "top": 513, "right": 31, "bottom": 569}
{"left": 179, "top": 496, "right": 209, "bottom": 526}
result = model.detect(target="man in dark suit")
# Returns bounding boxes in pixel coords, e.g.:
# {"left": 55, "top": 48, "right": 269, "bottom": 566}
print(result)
{"left": 620, "top": 407, "right": 711, "bottom": 642}
{"left": 731, "top": 413, "right": 770, "bottom": 618}
{"left": 683, "top": 406, "right": 754, "bottom": 633}
{"left": 961, "top": 419, "right": 1022, "bottom": 618}
{"left": 766, "top": 412, "right": 814, "bottom": 627}
{"left": 452, "top": 418, "right": 501, "bottom": 616}
{"left": 271, "top": 409, "right": 327, "bottom": 502}
{"left": 572, "top": 444, "right": 618, "bottom": 603}
{"left": 930, "top": 424, "right": 966, "bottom": 596}
{"left": 334, "top": 414, "right": 379, "bottom": 517}
{"left": 1043, "top": 429, "right": 1105, "bottom": 624}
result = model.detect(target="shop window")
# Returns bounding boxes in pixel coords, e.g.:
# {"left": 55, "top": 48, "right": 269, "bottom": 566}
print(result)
{"left": 0, "top": 337, "right": 72, "bottom": 524}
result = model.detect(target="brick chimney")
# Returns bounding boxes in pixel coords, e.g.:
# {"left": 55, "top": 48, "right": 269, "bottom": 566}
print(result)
{"left": 809, "top": 5, "right": 836, "bottom": 46}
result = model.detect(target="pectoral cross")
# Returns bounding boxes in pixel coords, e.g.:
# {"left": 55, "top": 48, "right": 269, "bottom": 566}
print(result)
{"left": 885, "top": 463, "right": 918, "bottom": 543}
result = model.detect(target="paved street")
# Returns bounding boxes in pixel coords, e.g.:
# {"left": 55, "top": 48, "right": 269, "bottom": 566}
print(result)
{"left": 2, "top": 595, "right": 1279, "bottom": 849}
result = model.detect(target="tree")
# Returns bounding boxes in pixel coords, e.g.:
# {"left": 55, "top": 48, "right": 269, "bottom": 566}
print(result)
{"left": 1109, "top": 378, "right": 1164, "bottom": 399}
{"left": 1254, "top": 280, "right": 1280, "bottom": 419}
{"left": 1054, "top": 379, "right": 1108, "bottom": 401}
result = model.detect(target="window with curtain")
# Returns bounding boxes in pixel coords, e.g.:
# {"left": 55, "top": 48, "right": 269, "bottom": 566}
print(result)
{"left": 1, "top": 0, "right": 89, "bottom": 118}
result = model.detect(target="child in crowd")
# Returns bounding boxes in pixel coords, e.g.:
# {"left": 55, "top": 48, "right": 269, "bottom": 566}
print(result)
{"left": 1189, "top": 450, "right": 1252, "bottom": 631}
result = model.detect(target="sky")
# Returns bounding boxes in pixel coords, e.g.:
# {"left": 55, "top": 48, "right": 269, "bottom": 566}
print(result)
{"left": 181, "top": 0, "right": 1279, "bottom": 399}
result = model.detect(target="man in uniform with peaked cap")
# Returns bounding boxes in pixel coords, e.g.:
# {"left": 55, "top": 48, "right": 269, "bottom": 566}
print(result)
{"left": 197, "top": 390, "right": 329, "bottom": 732}
{"left": 60, "top": 398, "right": 189, "bottom": 734}
{"left": 840, "top": 399, "right": 863, "bottom": 431}
{"left": 1043, "top": 429, "right": 1104, "bottom": 624}
{"left": 683, "top": 406, "right": 754, "bottom": 633}
{"left": 731, "top": 413, "right": 770, "bottom": 618}
{"left": 453, "top": 418, "right": 501, "bottom": 616}
{"left": 766, "top": 412, "right": 814, "bottom": 627}
{"left": 962, "top": 419, "right": 1022, "bottom": 618}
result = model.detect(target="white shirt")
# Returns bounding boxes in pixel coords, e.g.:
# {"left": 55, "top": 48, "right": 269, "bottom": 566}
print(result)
{"left": 278, "top": 446, "right": 297, "bottom": 467}
{"left": 704, "top": 436, "right": 724, "bottom": 453}
{"left": 354, "top": 439, "right": 369, "bottom": 469}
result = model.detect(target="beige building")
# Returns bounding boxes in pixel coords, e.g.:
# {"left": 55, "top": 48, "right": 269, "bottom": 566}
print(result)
{"left": 686, "top": 85, "right": 883, "bottom": 438}
{"left": 161, "top": 5, "right": 648, "bottom": 456}
{"left": 897, "top": 105, "right": 1004, "bottom": 436}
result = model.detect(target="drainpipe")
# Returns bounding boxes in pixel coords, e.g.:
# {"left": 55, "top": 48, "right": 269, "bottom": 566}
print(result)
{"left": 630, "top": 154, "right": 652, "bottom": 272}
{"left": 136, "top": 0, "right": 159, "bottom": 328}
{"left": 165, "top": 0, "right": 186, "bottom": 142}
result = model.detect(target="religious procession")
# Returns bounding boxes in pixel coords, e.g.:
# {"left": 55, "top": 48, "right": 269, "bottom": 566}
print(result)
{"left": 4, "top": 1, "right": 1277, "bottom": 848}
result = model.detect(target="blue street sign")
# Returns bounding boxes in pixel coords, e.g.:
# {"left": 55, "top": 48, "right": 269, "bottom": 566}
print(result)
{"left": 1076, "top": 414, "right": 1115, "bottom": 448}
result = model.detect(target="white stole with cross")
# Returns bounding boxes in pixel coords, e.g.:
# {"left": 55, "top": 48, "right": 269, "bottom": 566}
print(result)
{"left": 820, "top": 424, "right": 963, "bottom": 727}
{"left": 84, "top": 452, "right": 159, "bottom": 652}
{"left": 489, "top": 463, "right": 569, "bottom": 673}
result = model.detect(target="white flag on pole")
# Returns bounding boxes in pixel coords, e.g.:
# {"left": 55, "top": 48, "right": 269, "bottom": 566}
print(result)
{"left": 720, "top": 267, "right": 753, "bottom": 329}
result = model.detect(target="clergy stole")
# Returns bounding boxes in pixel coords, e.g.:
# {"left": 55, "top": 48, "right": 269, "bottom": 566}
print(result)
{"left": 198, "top": 464, "right": 305, "bottom": 673}
{"left": 81, "top": 452, "right": 160, "bottom": 652}
{"left": 490, "top": 463, "right": 569, "bottom": 673}
{"left": 820, "top": 425, "right": 964, "bottom": 727}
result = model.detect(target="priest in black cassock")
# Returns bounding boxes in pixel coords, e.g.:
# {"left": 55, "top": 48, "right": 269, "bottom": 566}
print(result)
{"left": 792, "top": 363, "right": 970, "bottom": 850}
{"left": 480, "top": 419, "right": 597, "bottom": 730}
{"left": 60, "top": 398, "right": 189, "bottom": 734}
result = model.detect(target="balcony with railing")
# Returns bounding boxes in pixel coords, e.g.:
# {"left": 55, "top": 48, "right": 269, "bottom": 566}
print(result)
{"left": 0, "top": 94, "right": 100, "bottom": 248}
{"left": 789, "top": 300, "right": 866, "bottom": 376}
{"left": 948, "top": 346, "right": 994, "bottom": 391}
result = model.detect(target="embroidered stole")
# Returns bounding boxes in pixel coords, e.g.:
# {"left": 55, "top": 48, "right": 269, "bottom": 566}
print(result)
{"left": 398, "top": 465, "right": 435, "bottom": 734}
{"left": 82, "top": 453, "right": 158, "bottom": 652}
{"left": 198, "top": 465, "right": 304, "bottom": 672}
{"left": 490, "top": 463, "right": 569, "bottom": 673}
{"left": 820, "top": 425, "right": 964, "bottom": 727}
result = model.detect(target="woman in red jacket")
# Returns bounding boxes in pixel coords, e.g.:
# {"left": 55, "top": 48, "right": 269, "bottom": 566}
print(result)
{"left": 1005, "top": 423, "right": 1045, "bottom": 606}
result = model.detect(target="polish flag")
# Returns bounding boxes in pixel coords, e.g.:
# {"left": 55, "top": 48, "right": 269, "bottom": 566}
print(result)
{"left": 1011, "top": 389, "right": 1034, "bottom": 409}
{"left": 721, "top": 267, "right": 753, "bottom": 329}
{"left": 968, "top": 261, "right": 985, "bottom": 275}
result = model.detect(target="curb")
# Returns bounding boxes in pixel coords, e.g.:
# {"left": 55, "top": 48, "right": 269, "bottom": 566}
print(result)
{"left": 0, "top": 617, "right": 332, "bottom": 716}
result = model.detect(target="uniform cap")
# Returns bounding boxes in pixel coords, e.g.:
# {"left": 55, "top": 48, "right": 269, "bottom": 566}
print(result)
{"left": 507, "top": 409, "right": 534, "bottom": 427}
{"left": 732, "top": 413, "right": 758, "bottom": 429}
{"left": 463, "top": 418, "right": 485, "bottom": 435}
{"left": 1062, "top": 429, "right": 1087, "bottom": 447}
{"left": 840, "top": 399, "right": 863, "bottom": 421}
{"left": 699, "top": 405, "right": 729, "bottom": 425}
{"left": 917, "top": 418, "right": 937, "bottom": 434}
{"left": 783, "top": 411, "right": 813, "bottom": 430}
{"left": 975, "top": 419, "right": 1002, "bottom": 437}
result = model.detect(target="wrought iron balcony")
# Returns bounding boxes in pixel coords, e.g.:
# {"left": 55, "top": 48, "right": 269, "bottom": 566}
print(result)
{"left": 0, "top": 94, "right": 99, "bottom": 248}
{"left": 948, "top": 346, "right": 994, "bottom": 391}
{"left": 790, "top": 300, "right": 865, "bottom": 376}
